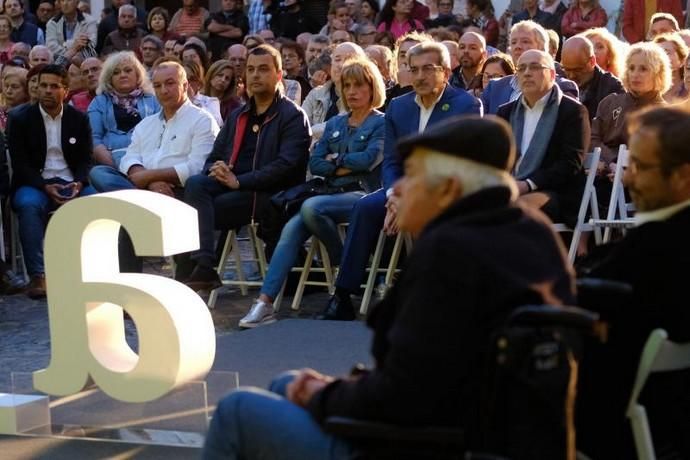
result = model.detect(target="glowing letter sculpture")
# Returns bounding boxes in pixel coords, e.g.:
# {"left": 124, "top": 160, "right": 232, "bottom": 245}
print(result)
{"left": 32, "top": 190, "right": 216, "bottom": 403}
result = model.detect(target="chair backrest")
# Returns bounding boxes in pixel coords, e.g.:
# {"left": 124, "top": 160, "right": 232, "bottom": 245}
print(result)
{"left": 626, "top": 329, "right": 690, "bottom": 460}
{"left": 608, "top": 145, "right": 630, "bottom": 221}
{"left": 573, "top": 148, "right": 602, "bottom": 229}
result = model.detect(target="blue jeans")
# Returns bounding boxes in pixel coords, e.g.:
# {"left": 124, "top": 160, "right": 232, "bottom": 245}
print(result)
{"left": 12, "top": 180, "right": 96, "bottom": 276}
{"left": 261, "top": 192, "right": 363, "bottom": 300}
{"left": 88, "top": 165, "right": 137, "bottom": 192}
{"left": 202, "top": 371, "right": 354, "bottom": 460}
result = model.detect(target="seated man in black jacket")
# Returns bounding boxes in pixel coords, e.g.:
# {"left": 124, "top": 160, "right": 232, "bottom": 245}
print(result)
{"left": 181, "top": 44, "right": 311, "bottom": 291}
{"left": 577, "top": 106, "right": 690, "bottom": 459}
{"left": 201, "top": 115, "right": 576, "bottom": 459}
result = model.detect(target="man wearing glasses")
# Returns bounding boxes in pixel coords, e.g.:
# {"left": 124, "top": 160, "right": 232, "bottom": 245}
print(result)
{"left": 560, "top": 35, "right": 623, "bottom": 122}
{"left": 577, "top": 106, "right": 690, "bottom": 459}
{"left": 497, "top": 49, "right": 588, "bottom": 224}
{"left": 319, "top": 40, "right": 482, "bottom": 320}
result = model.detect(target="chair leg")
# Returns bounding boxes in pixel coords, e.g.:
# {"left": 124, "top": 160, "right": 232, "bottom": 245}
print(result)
{"left": 360, "top": 231, "right": 386, "bottom": 316}
{"left": 384, "top": 232, "right": 405, "bottom": 287}
{"left": 567, "top": 228, "right": 582, "bottom": 264}
{"left": 291, "top": 239, "right": 317, "bottom": 311}
{"left": 208, "top": 230, "right": 235, "bottom": 309}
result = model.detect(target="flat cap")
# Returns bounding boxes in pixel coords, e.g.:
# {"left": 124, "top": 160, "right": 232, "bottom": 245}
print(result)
{"left": 397, "top": 115, "right": 516, "bottom": 172}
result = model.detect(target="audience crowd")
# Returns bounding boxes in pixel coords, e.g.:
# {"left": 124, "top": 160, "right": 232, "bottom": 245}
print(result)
{"left": 0, "top": 0, "right": 689, "bottom": 457}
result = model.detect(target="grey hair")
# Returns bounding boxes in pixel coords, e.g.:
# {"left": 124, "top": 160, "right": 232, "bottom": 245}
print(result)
{"left": 97, "top": 50, "right": 153, "bottom": 94}
{"left": 29, "top": 45, "right": 53, "bottom": 63}
{"left": 141, "top": 34, "right": 164, "bottom": 51}
{"left": 509, "top": 20, "right": 550, "bottom": 53}
{"left": 119, "top": 4, "right": 136, "bottom": 16}
{"left": 309, "top": 34, "right": 331, "bottom": 45}
{"left": 406, "top": 41, "right": 451, "bottom": 70}
{"left": 423, "top": 151, "right": 518, "bottom": 200}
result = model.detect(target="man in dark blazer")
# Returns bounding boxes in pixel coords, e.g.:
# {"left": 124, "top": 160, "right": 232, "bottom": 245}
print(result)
{"left": 7, "top": 64, "right": 94, "bottom": 298}
{"left": 577, "top": 106, "right": 690, "bottom": 459}
{"left": 560, "top": 36, "right": 624, "bottom": 121}
{"left": 318, "top": 40, "right": 482, "bottom": 320}
{"left": 481, "top": 20, "right": 578, "bottom": 114}
{"left": 497, "top": 49, "right": 589, "bottom": 224}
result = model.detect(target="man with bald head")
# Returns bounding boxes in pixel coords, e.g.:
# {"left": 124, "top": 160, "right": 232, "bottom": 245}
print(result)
{"left": 497, "top": 49, "right": 589, "bottom": 224}
{"left": 561, "top": 35, "right": 623, "bottom": 121}
{"left": 481, "top": 20, "right": 578, "bottom": 114}
{"left": 452, "top": 32, "right": 486, "bottom": 90}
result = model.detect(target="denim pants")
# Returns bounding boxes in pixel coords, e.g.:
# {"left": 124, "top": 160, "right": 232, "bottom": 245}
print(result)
{"left": 202, "top": 371, "right": 354, "bottom": 460}
{"left": 261, "top": 192, "right": 363, "bottom": 300}
{"left": 12, "top": 180, "right": 96, "bottom": 276}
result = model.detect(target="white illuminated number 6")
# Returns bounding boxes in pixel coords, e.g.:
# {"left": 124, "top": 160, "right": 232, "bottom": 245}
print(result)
{"left": 33, "top": 190, "right": 216, "bottom": 403}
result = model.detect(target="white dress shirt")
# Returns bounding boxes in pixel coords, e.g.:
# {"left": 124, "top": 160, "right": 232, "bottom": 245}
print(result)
{"left": 516, "top": 91, "right": 551, "bottom": 176}
{"left": 119, "top": 100, "right": 220, "bottom": 186}
{"left": 635, "top": 198, "right": 690, "bottom": 226}
{"left": 39, "top": 104, "right": 74, "bottom": 182}
{"left": 415, "top": 90, "right": 444, "bottom": 132}
{"left": 192, "top": 93, "right": 224, "bottom": 127}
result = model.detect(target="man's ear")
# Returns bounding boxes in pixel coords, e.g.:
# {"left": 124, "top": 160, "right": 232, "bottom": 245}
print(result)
{"left": 436, "top": 176, "right": 463, "bottom": 210}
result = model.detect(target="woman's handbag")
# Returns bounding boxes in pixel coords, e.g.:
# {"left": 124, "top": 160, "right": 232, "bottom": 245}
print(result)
{"left": 269, "top": 178, "right": 329, "bottom": 219}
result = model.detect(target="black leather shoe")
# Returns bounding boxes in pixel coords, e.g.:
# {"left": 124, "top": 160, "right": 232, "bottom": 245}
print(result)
{"left": 315, "top": 295, "right": 356, "bottom": 321}
{"left": 184, "top": 266, "right": 222, "bottom": 292}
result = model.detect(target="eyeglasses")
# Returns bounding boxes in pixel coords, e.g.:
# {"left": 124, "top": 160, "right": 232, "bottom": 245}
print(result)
{"left": 408, "top": 64, "right": 443, "bottom": 76}
{"left": 516, "top": 63, "right": 552, "bottom": 74}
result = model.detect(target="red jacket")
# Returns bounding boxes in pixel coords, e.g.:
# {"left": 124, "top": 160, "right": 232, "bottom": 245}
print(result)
{"left": 561, "top": 6, "right": 608, "bottom": 37}
{"left": 622, "top": 0, "right": 683, "bottom": 43}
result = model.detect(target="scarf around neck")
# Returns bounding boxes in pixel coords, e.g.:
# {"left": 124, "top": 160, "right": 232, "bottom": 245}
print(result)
{"left": 510, "top": 84, "right": 562, "bottom": 180}
{"left": 108, "top": 88, "right": 144, "bottom": 116}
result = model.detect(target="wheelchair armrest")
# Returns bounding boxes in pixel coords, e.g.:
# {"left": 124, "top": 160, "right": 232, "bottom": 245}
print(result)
{"left": 576, "top": 278, "right": 633, "bottom": 317}
{"left": 323, "top": 416, "right": 464, "bottom": 446}
{"left": 509, "top": 305, "right": 600, "bottom": 333}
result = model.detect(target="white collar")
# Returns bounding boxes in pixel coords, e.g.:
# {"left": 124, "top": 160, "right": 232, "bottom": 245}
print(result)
{"left": 39, "top": 103, "right": 63, "bottom": 121}
{"left": 520, "top": 90, "right": 550, "bottom": 111}
{"left": 414, "top": 88, "right": 444, "bottom": 111}
{"left": 635, "top": 198, "right": 690, "bottom": 226}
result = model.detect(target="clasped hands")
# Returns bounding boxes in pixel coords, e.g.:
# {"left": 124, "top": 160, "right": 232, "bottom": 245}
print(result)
{"left": 286, "top": 368, "right": 335, "bottom": 407}
{"left": 44, "top": 182, "right": 82, "bottom": 205}
{"left": 208, "top": 161, "right": 240, "bottom": 189}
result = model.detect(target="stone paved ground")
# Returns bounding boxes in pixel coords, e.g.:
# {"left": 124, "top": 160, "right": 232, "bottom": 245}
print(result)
{"left": 0, "top": 249, "right": 373, "bottom": 392}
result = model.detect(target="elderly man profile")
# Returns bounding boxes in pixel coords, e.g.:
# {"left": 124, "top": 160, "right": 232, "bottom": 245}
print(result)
{"left": 577, "top": 106, "right": 690, "bottom": 459}
{"left": 201, "top": 115, "right": 576, "bottom": 459}
{"left": 318, "top": 40, "right": 481, "bottom": 320}
{"left": 497, "top": 49, "right": 589, "bottom": 225}
{"left": 89, "top": 61, "right": 219, "bottom": 271}
{"left": 560, "top": 35, "right": 623, "bottom": 121}
{"left": 481, "top": 20, "right": 578, "bottom": 114}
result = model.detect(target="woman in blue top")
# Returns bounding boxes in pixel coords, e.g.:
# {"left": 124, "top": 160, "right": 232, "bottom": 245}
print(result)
{"left": 239, "top": 56, "right": 387, "bottom": 329}
{"left": 88, "top": 51, "right": 160, "bottom": 167}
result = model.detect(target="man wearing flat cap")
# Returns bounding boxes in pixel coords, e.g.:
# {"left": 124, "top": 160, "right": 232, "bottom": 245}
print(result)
{"left": 201, "top": 115, "right": 576, "bottom": 459}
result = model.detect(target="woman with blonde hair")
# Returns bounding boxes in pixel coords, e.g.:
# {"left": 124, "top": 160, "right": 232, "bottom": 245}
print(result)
{"left": 0, "top": 67, "right": 27, "bottom": 132}
{"left": 237, "top": 56, "right": 387, "bottom": 328}
{"left": 592, "top": 42, "right": 670, "bottom": 170}
{"left": 88, "top": 51, "right": 160, "bottom": 167}
{"left": 203, "top": 59, "right": 243, "bottom": 121}
{"left": 584, "top": 27, "right": 626, "bottom": 77}
{"left": 654, "top": 33, "right": 689, "bottom": 102}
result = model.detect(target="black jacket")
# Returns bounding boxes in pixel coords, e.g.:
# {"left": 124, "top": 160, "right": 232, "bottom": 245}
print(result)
{"left": 580, "top": 66, "right": 624, "bottom": 122}
{"left": 577, "top": 207, "right": 690, "bottom": 459}
{"left": 307, "top": 187, "right": 576, "bottom": 448}
{"left": 7, "top": 103, "right": 93, "bottom": 191}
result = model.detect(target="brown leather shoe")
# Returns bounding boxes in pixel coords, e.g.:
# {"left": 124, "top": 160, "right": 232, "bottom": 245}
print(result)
{"left": 25, "top": 274, "right": 46, "bottom": 299}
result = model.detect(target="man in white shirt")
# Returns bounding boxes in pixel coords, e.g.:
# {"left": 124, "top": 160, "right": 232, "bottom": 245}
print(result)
{"left": 496, "top": 49, "right": 589, "bottom": 223}
{"left": 89, "top": 61, "right": 219, "bottom": 270}
{"left": 7, "top": 64, "right": 96, "bottom": 298}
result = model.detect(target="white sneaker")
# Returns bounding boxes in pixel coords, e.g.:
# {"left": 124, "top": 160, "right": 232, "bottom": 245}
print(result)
{"left": 239, "top": 299, "right": 276, "bottom": 329}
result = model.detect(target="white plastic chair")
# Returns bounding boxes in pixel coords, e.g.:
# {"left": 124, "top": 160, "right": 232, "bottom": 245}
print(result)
{"left": 626, "top": 329, "right": 690, "bottom": 460}
{"left": 590, "top": 144, "right": 635, "bottom": 243}
{"left": 552, "top": 147, "right": 602, "bottom": 263}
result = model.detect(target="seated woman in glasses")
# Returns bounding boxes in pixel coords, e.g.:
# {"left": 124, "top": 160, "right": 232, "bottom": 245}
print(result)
{"left": 237, "top": 56, "right": 386, "bottom": 329}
